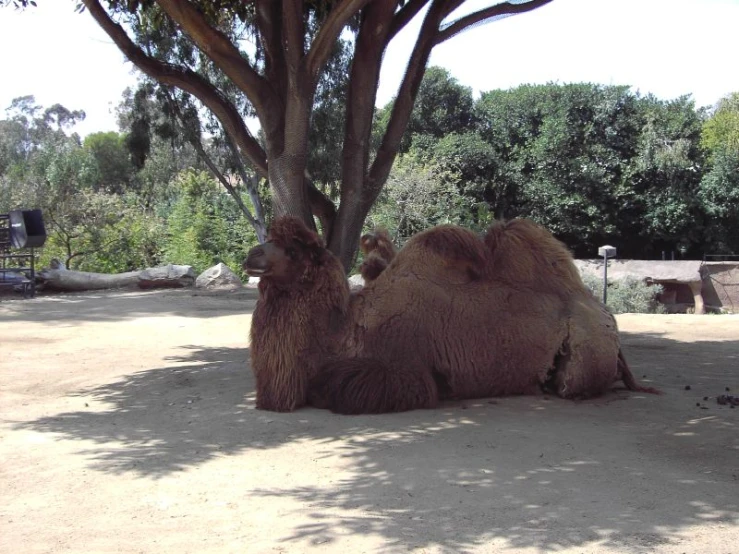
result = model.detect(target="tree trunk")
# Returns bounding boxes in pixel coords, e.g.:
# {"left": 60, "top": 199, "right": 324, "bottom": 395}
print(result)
{"left": 269, "top": 156, "right": 313, "bottom": 225}
{"left": 329, "top": 192, "right": 368, "bottom": 271}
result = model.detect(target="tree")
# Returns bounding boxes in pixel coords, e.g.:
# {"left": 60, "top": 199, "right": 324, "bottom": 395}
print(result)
{"left": 701, "top": 92, "right": 739, "bottom": 158}
{"left": 368, "top": 153, "right": 478, "bottom": 243}
{"left": 699, "top": 92, "right": 739, "bottom": 254}
{"left": 4, "top": 0, "right": 554, "bottom": 269}
{"left": 162, "top": 169, "right": 259, "bottom": 276}
{"left": 377, "top": 66, "right": 475, "bottom": 154}
{"left": 117, "top": 80, "right": 269, "bottom": 242}
{"left": 82, "top": 131, "right": 135, "bottom": 194}
{"left": 0, "top": 96, "right": 163, "bottom": 272}
{"left": 698, "top": 148, "right": 739, "bottom": 254}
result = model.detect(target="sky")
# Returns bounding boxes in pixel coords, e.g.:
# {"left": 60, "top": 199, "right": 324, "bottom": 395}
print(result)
{"left": 1, "top": 0, "right": 737, "bottom": 137}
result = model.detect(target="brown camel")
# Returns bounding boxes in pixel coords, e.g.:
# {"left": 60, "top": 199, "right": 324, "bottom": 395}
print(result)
{"left": 359, "top": 228, "right": 396, "bottom": 282}
{"left": 244, "top": 216, "right": 657, "bottom": 414}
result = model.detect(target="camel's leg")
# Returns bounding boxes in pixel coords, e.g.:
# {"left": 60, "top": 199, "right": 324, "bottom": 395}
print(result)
{"left": 308, "top": 358, "right": 438, "bottom": 414}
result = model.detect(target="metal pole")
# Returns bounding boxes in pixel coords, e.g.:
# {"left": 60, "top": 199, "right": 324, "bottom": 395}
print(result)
{"left": 603, "top": 254, "right": 608, "bottom": 305}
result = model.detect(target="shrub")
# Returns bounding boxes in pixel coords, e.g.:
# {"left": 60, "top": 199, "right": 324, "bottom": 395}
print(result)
{"left": 582, "top": 273, "right": 665, "bottom": 314}
{"left": 161, "top": 170, "right": 258, "bottom": 278}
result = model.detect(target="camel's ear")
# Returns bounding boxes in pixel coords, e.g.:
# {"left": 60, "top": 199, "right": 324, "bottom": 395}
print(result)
{"left": 267, "top": 216, "right": 325, "bottom": 249}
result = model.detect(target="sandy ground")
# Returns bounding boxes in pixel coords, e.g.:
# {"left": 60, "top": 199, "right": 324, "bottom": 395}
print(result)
{"left": 0, "top": 288, "right": 738, "bottom": 554}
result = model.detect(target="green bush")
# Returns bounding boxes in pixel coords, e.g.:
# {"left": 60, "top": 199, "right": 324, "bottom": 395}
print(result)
{"left": 582, "top": 273, "right": 665, "bottom": 314}
{"left": 161, "top": 170, "right": 258, "bottom": 278}
{"left": 36, "top": 191, "right": 163, "bottom": 273}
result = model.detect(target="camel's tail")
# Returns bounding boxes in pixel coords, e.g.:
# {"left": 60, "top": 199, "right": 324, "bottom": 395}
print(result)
{"left": 618, "top": 349, "right": 661, "bottom": 395}
{"left": 308, "top": 359, "right": 438, "bottom": 414}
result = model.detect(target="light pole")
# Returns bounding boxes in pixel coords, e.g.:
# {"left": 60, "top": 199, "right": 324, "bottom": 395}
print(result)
{"left": 598, "top": 245, "right": 617, "bottom": 305}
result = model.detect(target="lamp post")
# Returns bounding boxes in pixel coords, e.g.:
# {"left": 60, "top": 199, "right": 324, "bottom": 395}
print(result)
{"left": 598, "top": 245, "right": 617, "bottom": 305}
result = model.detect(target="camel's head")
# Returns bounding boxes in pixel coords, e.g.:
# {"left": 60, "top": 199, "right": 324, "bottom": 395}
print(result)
{"left": 244, "top": 217, "right": 326, "bottom": 285}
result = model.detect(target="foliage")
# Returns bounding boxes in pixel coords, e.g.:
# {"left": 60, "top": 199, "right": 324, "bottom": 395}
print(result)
{"left": 367, "top": 154, "right": 486, "bottom": 244}
{"left": 82, "top": 131, "right": 135, "bottom": 193}
{"left": 117, "top": 82, "right": 268, "bottom": 240}
{"left": 40, "top": 191, "right": 163, "bottom": 272}
{"left": 698, "top": 148, "right": 739, "bottom": 254}
{"left": 581, "top": 274, "right": 665, "bottom": 315}
{"left": 381, "top": 67, "right": 476, "bottom": 155}
{"left": 161, "top": 169, "right": 258, "bottom": 277}
{"left": 701, "top": 92, "right": 739, "bottom": 158}
{"left": 388, "top": 81, "right": 712, "bottom": 258}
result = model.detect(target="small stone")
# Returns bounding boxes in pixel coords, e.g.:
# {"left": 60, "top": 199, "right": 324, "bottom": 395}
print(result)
{"left": 703, "top": 396, "right": 709, "bottom": 401}
{"left": 726, "top": 387, "right": 731, "bottom": 392}
{"left": 696, "top": 402, "right": 701, "bottom": 407}
{"left": 684, "top": 385, "right": 691, "bottom": 391}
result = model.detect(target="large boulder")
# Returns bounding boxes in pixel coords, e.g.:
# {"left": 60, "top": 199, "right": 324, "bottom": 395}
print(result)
{"left": 138, "top": 264, "right": 195, "bottom": 289}
{"left": 195, "top": 263, "right": 243, "bottom": 290}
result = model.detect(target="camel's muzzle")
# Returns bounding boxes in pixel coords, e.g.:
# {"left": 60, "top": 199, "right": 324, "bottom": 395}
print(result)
{"left": 244, "top": 245, "right": 270, "bottom": 276}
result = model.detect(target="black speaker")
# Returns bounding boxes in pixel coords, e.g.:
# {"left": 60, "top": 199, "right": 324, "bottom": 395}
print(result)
{"left": 9, "top": 209, "right": 47, "bottom": 249}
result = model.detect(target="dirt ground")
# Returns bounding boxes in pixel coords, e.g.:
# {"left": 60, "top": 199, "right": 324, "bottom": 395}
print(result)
{"left": 1, "top": 288, "right": 737, "bottom": 554}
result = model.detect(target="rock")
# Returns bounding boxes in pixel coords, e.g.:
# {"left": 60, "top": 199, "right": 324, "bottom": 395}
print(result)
{"left": 348, "top": 273, "right": 365, "bottom": 291}
{"left": 138, "top": 264, "right": 195, "bottom": 289}
{"left": 195, "top": 263, "right": 243, "bottom": 290}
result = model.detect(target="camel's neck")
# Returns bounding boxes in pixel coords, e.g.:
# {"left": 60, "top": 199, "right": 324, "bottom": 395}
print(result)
{"left": 250, "top": 277, "right": 350, "bottom": 411}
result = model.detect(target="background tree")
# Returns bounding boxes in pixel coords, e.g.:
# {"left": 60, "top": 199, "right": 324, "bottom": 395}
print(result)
{"left": 116, "top": 81, "right": 269, "bottom": 241}
{"left": 701, "top": 92, "right": 739, "bottom": 158}
{"left": 0, "top": 96, "right": 162, "bottom": 271}
{"left": 368, "top": 153, "right": 478, "bottom": 242}
{"left": 698, "top": 92, "right": 739, "bottom": 255}
{"left": 82, "top": 131, "right": 135, "bottom": 194}
{"left": 380, "top": 79, "right": 711, "bottom": 258}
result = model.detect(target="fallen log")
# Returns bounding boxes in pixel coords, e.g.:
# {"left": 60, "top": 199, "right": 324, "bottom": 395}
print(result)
{"left": 37, "top": 264, "right": 195, "bottom": 292}
{"left": 37, "top": 268, "right": 141, "bottom": 291}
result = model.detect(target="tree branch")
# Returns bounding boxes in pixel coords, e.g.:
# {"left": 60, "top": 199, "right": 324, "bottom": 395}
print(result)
{"left": 282, "top": 0, "right": 305, "bottom": 80}
{"left": 161, "top": 88, "right": 267, "bottom": 242}
{"left": 305, "top": 0, "right": 372, "bottom": 87}
{"left": 255, "top": 0, "right": 287, "bottom": 103}
{"left": 328, "top": 0, "right": 397, "bottom": 266}
{"left": 340, "top": 0, "right": 398, "bottom": 196}
{"left": 368, "top": 0, "right": 448, "bottom": 194}
{"left": 435, "top": 0, "right": 555, "bottom": 45}
{"left": 388, "top": 0, "right": 429, "bottom": 41}
{"left": 81, "top": 0, "right": 268, "bottom": 177}
{"left": 155, "top": 0, "right": 273, "bottom": 116}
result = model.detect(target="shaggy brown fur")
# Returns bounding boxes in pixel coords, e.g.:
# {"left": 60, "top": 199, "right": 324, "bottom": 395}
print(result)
{"left": 245, "top": 216, "right": 656, "bottom": 413}
{"left": 245, "top": 217, "right": 348, "bottom": 411}
{"left": 359, "top": 228, "right": 396, "bottom": 282}
{"left": 484, "top": 219, "right": 588, "bottom": 296}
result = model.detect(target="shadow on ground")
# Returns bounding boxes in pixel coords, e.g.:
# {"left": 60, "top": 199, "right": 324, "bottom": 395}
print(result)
{"left": 15, "top": 329, "right": 739, "bottom": 552}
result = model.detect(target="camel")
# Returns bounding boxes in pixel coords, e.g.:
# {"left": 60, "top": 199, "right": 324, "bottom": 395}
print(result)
{"left": 359, "top": 228, "right": 396, "bottom": 282}
{"left": 244, "top": 216, "right": 657, "bottom": 413}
